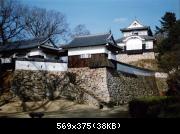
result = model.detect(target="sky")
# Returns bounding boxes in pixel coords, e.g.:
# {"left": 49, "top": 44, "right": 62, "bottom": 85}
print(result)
{"left": 21, "top": 0, "right": 180, "bottom": 40}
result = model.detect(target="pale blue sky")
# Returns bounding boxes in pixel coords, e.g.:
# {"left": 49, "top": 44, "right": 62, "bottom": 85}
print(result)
{"left": 21, "top": 0, "right": 180, "bottom": 39}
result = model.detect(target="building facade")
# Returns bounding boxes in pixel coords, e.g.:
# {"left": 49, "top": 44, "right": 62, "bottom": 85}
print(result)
{"left": 116, "top": 20, "right": 155, "bottom": 63}
{"left": 62, "top": 33, "right": 122, "bottom": 69}
{"left": 0, "top": 37, "right": 67, "bottom": 71}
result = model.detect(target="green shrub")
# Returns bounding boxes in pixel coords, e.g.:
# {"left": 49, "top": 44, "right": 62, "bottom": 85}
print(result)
{"left": 129, "top": 96, "right": 180, "bottom": 118}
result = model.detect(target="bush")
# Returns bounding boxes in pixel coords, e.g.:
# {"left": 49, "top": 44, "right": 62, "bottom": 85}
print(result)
{"left": 129, "top": 96, "right": 180, "bottom": 118}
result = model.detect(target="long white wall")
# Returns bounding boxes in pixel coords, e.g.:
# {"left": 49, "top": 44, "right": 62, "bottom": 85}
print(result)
{"left": 15, "top": 60, "right": 67, "bottom": 71}
{"left": 117, "top": 63, "right": 154, "bottom": 76}
{"left": 68, "top": 46, "right": 108, "bottom": 56}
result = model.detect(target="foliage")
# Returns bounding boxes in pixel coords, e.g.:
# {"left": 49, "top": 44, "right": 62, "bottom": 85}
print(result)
{"left": 155, "top": 12, "right": 176, "bottom": 35}
{"left": 166, "top": 70, "right": 180, "bottom": 96}
{"left": 71, "top": 24, "right": 90, "bottom": 38}
{"left": 23, "top": 7, "right": 69, "bottom": 43}
{"left": 0, "top": 0, "right": 26, "bottom": 44}
{"left": 0, "top": 0, "right": 90, "bottom": 44}
{"left": 156, "top": 13, "right": 180, "bottom": 72}
{"left": 129, "top": 59, "right": 159, "bottom": 71}
{"left": 129, "top": 96, "right": 180, "bottom": 118}
{"left": 155, "top": 12, "right": 180, "bottom": 95}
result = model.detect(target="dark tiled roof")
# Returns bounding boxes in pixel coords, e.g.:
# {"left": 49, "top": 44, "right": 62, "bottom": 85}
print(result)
{"left": 140, "top": 35, "right": 154, "bottom": 40}
{"left": 116, "top": 35, "right": 154, "bottom": 43}
{"left": 120, "top": 26, "right": 149, "bottom": 32}
{"left": 0, "top": 37, "right": 55, "bottom": 52}
{"left": 40, "top": 45, "right": 64, "bottom": 52}
{"left": 62, "top": 33, "right": 112, "bottom": 49}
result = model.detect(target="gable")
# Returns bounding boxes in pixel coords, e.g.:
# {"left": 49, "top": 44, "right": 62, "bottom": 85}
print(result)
{"left": 128, "top": 20, "right": 144, "bottom": 29}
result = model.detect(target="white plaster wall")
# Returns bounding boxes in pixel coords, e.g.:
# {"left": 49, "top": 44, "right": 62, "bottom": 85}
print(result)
{"left": 126, "top": 38, "right": 142, "bottom": 50}
{"left": 27, "top": 50, "right": 46, "bottom": 58}
{"left": 138, "top": 30, "right": 148, "bottom": 35}
{"left": 123, "top": 32, "right": 132, "bottom": 37}
{"left": 68, "top": 46, "right": 117, "bottom": 61}
{"left": 117, "top": 63, "right": 154, "bottom": 76}
{"left": 146, "top": 41, "right": 153, "bottom": 49}
{"left": 15, "top": 60, "right": 67, "bottom": 71}
{"left": 68, "top": 46, "right": 108, "bottom": 56}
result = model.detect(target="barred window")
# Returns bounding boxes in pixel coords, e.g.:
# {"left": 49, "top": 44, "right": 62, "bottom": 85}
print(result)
{"left": 80, "top": 54, "right": 91, "bottom": 59}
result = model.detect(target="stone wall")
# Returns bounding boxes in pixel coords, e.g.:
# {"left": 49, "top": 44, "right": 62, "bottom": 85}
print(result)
{"left": 107, "top": 69, "right": 159, "bottom": 105}
{"left": 116, "top": 52, "right": 155, "bottom": 63}
{"left": 11, "top": 67, "right": 159, "bottom": 107}
{"left": 12, "top": 68, "right": 110, "bottom": 106}
{"left": 68, "top": 68, "right": 110, "bottom": 106}
{"left": 12, "top": 71, "right": 69, "bottom": 101}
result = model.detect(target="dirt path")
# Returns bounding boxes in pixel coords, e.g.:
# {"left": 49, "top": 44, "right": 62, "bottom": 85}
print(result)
{"left": 0, "top": 99, "right": 129, "bottom": 118}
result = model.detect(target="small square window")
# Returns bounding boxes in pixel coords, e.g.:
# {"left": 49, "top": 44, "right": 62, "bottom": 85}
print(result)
{"left": 80, "top": 54, "right": 91, "bottom": 59}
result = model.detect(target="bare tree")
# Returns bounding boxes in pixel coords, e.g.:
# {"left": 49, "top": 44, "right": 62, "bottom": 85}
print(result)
{"left": 0, "top": 0, "right": 25, "bottom": 45}
{"left": 71, "top": 24, "right": 90, "bottom": 38}
{"left": 23, "top": 7, "right": 69, "bottom": 43}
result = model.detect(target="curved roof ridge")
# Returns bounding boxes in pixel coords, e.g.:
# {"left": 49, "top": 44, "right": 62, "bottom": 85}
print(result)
{"left": 74, "top": 32, "right": 110, "bottom": 38}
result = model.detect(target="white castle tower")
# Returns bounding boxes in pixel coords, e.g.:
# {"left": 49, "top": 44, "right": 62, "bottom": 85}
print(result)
{"left": 116, "top": 20, "right": 155, "bottom": 63}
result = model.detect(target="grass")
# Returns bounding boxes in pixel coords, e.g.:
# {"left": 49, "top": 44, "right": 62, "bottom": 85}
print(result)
{"left": 129, "top": 59, "right": 159, "bottom": 71}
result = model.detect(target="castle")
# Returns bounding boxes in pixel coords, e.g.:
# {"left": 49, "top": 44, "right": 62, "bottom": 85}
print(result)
{"left": 0, "top": 20, "right": 159, "bottom": 107}
{"left": 0, "top": 20, "right": 155, "bottom": 71}
{"left": 116, "top": 20, "right": 155, "bottom": 63}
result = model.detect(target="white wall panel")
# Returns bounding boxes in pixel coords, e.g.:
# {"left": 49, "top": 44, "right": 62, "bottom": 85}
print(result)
{"left": 126, "top": 38, "right": 142, "bottom": 50}
{"left": 15, "top": 60, "right": 67, "bottom": 71}
{"left": 68, "top": 46, "right": 108, "bottom": 56}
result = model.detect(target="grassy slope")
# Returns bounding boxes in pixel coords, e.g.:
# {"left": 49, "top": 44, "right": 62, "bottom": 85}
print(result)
{"left": 129, "top": 59, "right": 159, "bottom": 71}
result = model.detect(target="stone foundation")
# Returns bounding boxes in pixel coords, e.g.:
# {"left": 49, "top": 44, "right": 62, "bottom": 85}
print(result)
{"left": 117, "top": 52, "right": 155, "bottom": 63}
{"left": 68, "top": 68, "right": 110, "bottom": 106}
{"left": 107, "top": 69, "right": 159, "bottom": 105}
{"left": 11, "top": 67, "right": 159, "bottom": 107}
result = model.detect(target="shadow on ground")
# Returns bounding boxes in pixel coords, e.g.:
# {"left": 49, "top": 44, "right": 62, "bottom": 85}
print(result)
{"left": 0, "top": 99, "right": 129, "bottom": 118}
